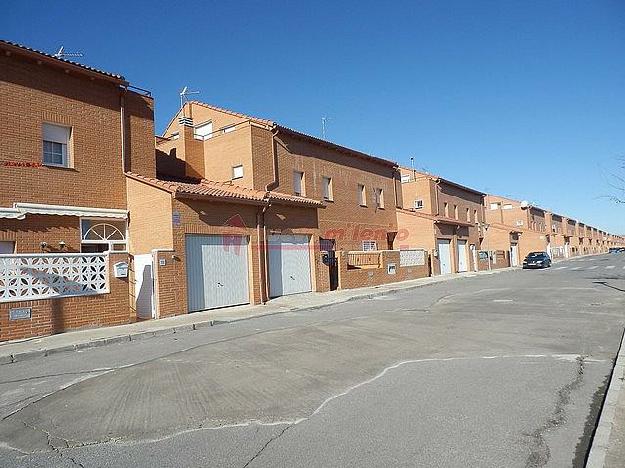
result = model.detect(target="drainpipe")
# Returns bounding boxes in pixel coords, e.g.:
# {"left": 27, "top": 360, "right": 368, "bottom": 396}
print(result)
{"left": 120, "top": 86, "right": 128, "bottom": 173}
{"left": 262, "top": 201, "right": 271, "bottom": 300}
{"left": 265, "top": 126, "right": 280, "bottom": 192}
{"left": 257, "top": 202, "right": 270, "bottom": 304}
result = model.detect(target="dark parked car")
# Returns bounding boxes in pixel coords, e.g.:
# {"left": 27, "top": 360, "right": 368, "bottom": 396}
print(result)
{"left": 609, "top": 247, "right": 625, "bottom": 253}
{"left": 522, "top": 252, "right": 552, "bottom": 269}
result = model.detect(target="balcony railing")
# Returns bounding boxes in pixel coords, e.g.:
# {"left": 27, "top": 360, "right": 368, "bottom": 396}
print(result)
{"left": 0, "top": 253, "right": 109, "bottom": 303}
{"left": 347, "top": 251, "right": 382, "bottom": 269}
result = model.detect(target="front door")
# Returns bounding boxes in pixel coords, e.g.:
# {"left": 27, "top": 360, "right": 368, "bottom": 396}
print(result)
{"left": 470, "top": 244, "right": 478, "bottom": 272}
{"left": 457, "top": 240, "right": 468, "bottom": 272}
{"left": 437, "top": 239, "right": 452, "bottom": 275}
{"left": 510, "top": 244, "right": 519, "bottom": 267}
{"left": 134, "top": 254, "right": 155, "bottom": 319}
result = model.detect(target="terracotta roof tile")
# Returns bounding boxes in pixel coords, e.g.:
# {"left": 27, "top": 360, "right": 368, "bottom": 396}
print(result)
{"left": 126, "top": 173, "right": 322, "bottom": 208}
{"left": 189, "top": 101, "right": 274, "bottom": 126}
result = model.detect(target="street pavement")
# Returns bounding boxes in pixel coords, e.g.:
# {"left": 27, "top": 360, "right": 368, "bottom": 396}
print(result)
{"left": 1, "top": 254, "right": 625, "bottom": 467}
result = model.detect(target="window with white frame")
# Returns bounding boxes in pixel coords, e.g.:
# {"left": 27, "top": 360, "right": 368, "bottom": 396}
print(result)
{"left": 358, "top": 184, "right": 367, "bottom": 206}
{"left": 490, "top": 202, "right": 501, "bottom": 210}
{"left": 466, "top": 208, "right": 470, "bottom": 221}
{"left": 503, "top": 204, "right": 513, "bottom": 210}
{"left": 193, "top": 121, "right": 213, "bottom": 140}
{"left": 223, "top": 125, "right": 236, "bottom": 134}
{"left": 413, "top": 199, "right": 424, "bottom": 209}
{"left": 293, "top": 171, "right": 304, "bottom": 196}
{"left": 232, "top": 165, "right": 244, "bottom": 179}
{"left": 322, "top": 176, "right": 333, "bottom": 201}
{"left": 171, "top": 132, "right": 180, "bottom": 140}
{"left": 375, "top": 188, "right": 384, "bottom": 208}
{"left": 362, "top": 240, "right": 377, "bottom": 251}
{"left": 43, "top": 123, "right": 71, "bottom": 167}
{"left": 400, "top": 174, "right": 411, "bottom": 183}
{"left": 0, "top": 241, "right": 16, "bottom": 254}
{"left": 80, "top": 219, "right": 127, "bottom": 253}
{"left": 444, "top": 202, "right": 449, "bottom": 217}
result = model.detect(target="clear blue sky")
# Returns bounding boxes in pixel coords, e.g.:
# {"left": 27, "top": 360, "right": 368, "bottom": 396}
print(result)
{"left": 3, "top": 1, "right": 624, "bottom": 233}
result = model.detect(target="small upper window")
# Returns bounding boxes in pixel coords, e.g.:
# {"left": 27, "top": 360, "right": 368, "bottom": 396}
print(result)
{"left": 293, "top": 171, "right": 304, "bottom": 196}
{"left": 223, "top": 125, "right": 236, "bottom": 134}
{"left": 400, "top": 174, "right": 411, "bottom": 183}
{"left": 490, "top": 202, "right": 501, "bottom": 210}
{"left": 474, "top": 209, "right": 478, "bottom": 223}
{"left": 453, "top": 204, "right": 458, "bottom": 219}
{"left": 375, "top": 188, "right": 384, "bottom": 209}
{"left": 362, "top": 240, "right": 377, "bottom": 251}
{"left": 194, "top": 121, "right": 213, "bottom": 140}
{"left": 171, "top": 132, "right": 180, "bottom": 140}
{"left": 232, "top": 165, "right": 244, "bottom": 180}
{"left": 413, "top": 199, "right": 424, "bottom": 209}
{"left": 503, "top": 204, "right": 513, "bottom": 210}
{"left": 322, "top": 176, "right": 333, "bottom": 201}
{"left": 444, "top": 202, "right": 449, "bottom": 217}
{"left": 43, "top": 123, "right": 71, "bottom": 167}
{"left": 466, "top": 208, "right": 470, "bottom": 221}
{"left": 358, "top": 184, "right": 367, "bottom": 206}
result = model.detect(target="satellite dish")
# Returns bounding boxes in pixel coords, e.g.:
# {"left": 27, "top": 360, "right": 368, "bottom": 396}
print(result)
{"left": 520, "top": 200, "right": 529, "bottom": 209}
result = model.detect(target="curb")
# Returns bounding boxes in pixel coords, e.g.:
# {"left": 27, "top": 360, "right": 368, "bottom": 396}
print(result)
{"left": 586, "top": 327, "right": 625, "bottom": 467}
{"left": 0, "top": 267, "right": 513, "bottom": 365}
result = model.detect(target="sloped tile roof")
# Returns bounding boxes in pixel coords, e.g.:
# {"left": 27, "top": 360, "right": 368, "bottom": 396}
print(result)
{"left": 189, "top": 101, "right": 274, "bottom": 126}
{"left": 0, "top": 39, "right": 127, "bottom": 83}
{"left": 126, "top": 173, "right": 322, "bottom": 207}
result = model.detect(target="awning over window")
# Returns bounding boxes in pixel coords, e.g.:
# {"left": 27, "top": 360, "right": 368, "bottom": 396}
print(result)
{"left": 1, "top": 203, "right": 127, "bottom": 219}
{"left": 0, "top": 208, "right": 25, "bottom": 219}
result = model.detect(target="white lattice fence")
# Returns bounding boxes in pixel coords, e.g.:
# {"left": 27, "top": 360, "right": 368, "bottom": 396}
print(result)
{"left": 400, "top": 249, "right": 426, "bottom": 267}
{"left": 0, "top": 253, "right": 109, "bottom": 303}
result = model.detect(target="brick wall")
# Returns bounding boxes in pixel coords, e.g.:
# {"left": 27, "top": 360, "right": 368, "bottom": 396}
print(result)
{"left": 126, "top": 177, "right": 173, "bottom": 255}
{"left": 477, "top": 250, "right": 509, "bottom": 271}
{"left": 337, "top": 250, "right": 429, "bottom": 290}
{"left": 0, "top": 52, "right": 154, "bottom": 209}
{"left": 0, "top": 252, "right": 131, "bottom": 342}
{"left": 0, "top": 215, "right": 81, "bottom": 253}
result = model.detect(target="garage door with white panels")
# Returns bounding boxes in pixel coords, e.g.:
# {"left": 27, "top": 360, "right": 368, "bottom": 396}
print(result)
{"left": 185, "top": 234, "right": 250, "bottom": 312}
{"left": 268, "top": 234, "right": 312, "bottom": 298}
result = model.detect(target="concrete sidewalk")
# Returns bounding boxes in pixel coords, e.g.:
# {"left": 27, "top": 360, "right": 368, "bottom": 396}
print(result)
{"left": 0, "top": 268, "right": 512, "bottom": 365}
{"left": 586, "top": 328, "right": 625, "bottom": 468}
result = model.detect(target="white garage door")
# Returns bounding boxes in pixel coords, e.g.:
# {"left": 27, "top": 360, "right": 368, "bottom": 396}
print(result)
{"left": 185, "top": 235, "right": 249, "bottom": 312}
{"left": 268, "top": 234, "right": 312, "bottom": 297}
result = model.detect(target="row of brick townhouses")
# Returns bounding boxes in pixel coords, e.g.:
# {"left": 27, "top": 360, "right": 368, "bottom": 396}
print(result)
{"left": 0, "top": 39, "right": 622, "bottom": 341}
{"left": 482, "top": 194, "right": 622, "bottom": 266}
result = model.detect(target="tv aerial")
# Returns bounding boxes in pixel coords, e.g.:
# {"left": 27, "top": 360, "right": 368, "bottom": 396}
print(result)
{"left": 180, "top": 86, "right": 200, "bottom": 109}
{"left": 53, "top": 46, "right": 84, "bottom": 59}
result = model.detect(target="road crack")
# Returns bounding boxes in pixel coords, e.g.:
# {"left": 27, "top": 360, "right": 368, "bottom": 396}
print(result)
{"left": 242, "top": 424, "right": 291, "bottom": 467}
{"left": 525, "top": 355, "right": 586, "bottom": 468}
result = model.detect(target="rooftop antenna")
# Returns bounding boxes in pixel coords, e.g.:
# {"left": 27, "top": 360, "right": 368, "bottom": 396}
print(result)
{"left": 321, "top": 116, "right": 331, "bottom": 140}
{"left": 53, "top": 46, "right": 84, "bottom": 59}
{"left": 179, "top": 86, "right": 200, "bottom": 110}
{"left": 410, "top": 156, "right": 415, "bottom": 178}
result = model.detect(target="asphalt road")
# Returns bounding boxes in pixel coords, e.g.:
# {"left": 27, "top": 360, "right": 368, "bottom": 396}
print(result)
{"left": 1, "top": 254, "right": 625, "bottom": 467}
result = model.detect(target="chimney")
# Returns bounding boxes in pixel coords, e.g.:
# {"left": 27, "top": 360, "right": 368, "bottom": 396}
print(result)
{"left": 178, "top": 115, "right": 206, "bottom": 179}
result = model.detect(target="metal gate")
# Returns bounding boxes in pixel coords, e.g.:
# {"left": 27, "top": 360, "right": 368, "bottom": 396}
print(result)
{"left": 268, "top": 234, "right": 312, "bottom": 297}
{"left": 185, "top": 234, "right": 249, "bottom": 312}
{"left": 437, "top": 239, "right": 452, "bottom": 275}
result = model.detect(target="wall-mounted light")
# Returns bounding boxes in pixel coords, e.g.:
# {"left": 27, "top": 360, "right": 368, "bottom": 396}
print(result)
{"left": 59, "top": 241, "right": 66, "bottom": 249}
{"left": 39, "top": 241, "right": 48, "bottom": 250}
